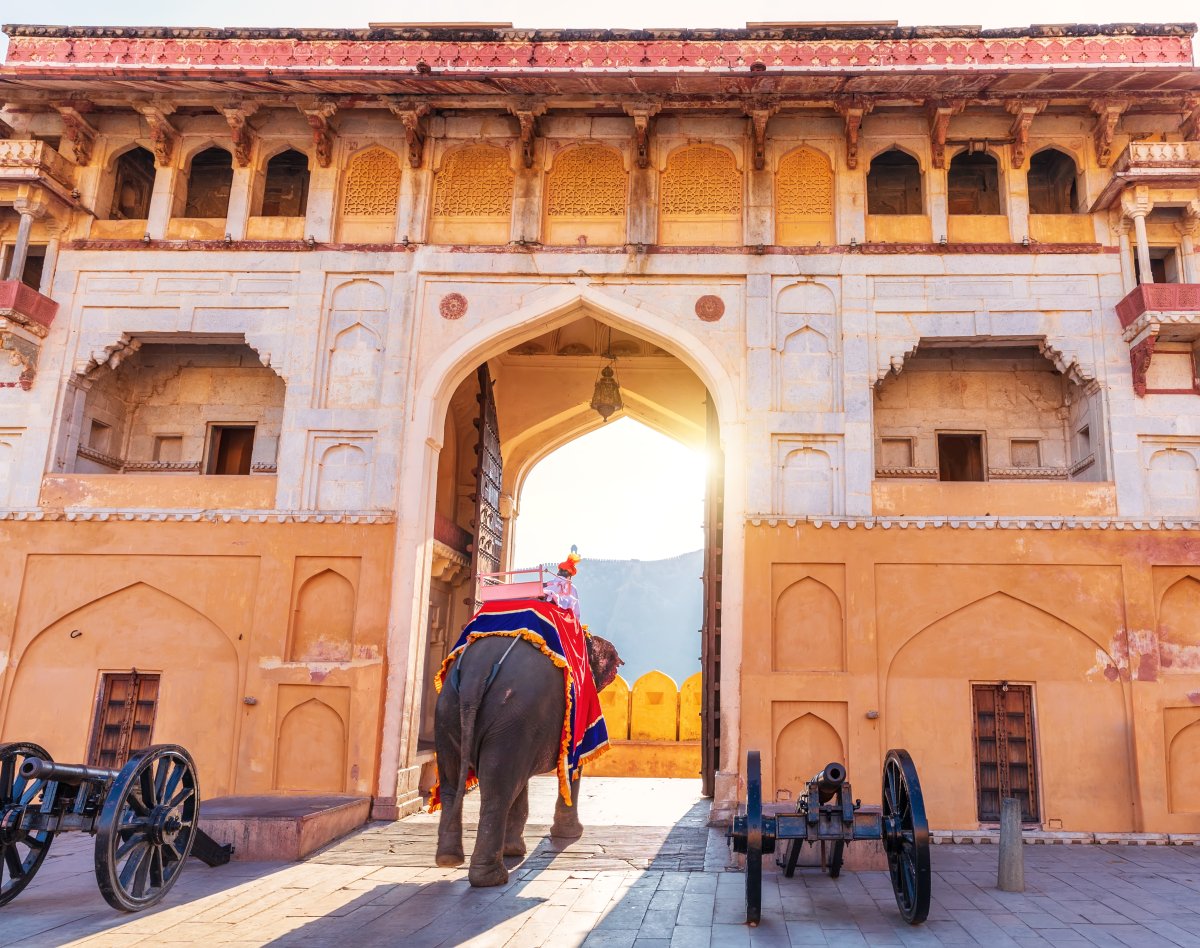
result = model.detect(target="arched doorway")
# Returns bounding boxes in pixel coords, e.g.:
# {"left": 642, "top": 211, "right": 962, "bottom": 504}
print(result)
{"left": 380, "top": 289, "right": 742, "bottom": 816}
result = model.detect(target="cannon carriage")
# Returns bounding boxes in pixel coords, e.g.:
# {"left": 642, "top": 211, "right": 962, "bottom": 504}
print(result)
{"left": 729, "top": 748, "right": 931, "bottom": 927}
{"left": 0, "top": 741, "right": 232, "bottom": 912}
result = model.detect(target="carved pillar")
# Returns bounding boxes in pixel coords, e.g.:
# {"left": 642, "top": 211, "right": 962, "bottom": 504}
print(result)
{"left": 4, "top": 210, "right": 35, "bottom": 282}
{"left": 1008, "top": 162, "right": 1030, "bottom": 243}
{"left": 1114, "top": 215, "right": 1136, "bottom": 294}
{"left": 623, "top": 103, "right": 660, "bottom": 245}
{"left": 38, "top": 233, "right": 60, "bottom": 295}
{"left": 508, "top": 102, "right": 545, "bottom": 243}
{"left": 1122, "top": 188, "right": 1155, "bottom": 283}
{"left": 145, "top": 163, "right": 178, "bottom": 239}
{"left": 1180, "top": 203, "right": 1200, "bottom": 283}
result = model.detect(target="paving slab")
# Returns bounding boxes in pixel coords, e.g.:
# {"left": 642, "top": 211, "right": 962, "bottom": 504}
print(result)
{"left": 0, "top": 776, "right": 1198, "bottom": 947}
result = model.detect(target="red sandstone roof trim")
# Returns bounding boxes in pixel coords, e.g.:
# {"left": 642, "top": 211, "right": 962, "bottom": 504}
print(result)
{"left": 1, "top": 25, "right": 1194, "bottom": 75}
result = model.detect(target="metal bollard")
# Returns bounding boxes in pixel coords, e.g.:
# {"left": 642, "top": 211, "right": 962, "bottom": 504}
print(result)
{"left": 997, "top": 797, "right": 1025, "bottom": 892}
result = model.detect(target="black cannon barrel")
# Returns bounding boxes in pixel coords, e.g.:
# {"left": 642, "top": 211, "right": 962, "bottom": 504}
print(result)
{"left": 19, "top": 757, "right": 121, "bottom": 786}
{"left": 811, "top": 761, "right": 847, "bottom": 803}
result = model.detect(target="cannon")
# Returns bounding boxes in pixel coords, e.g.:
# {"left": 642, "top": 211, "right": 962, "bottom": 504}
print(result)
{"left": 730, "top": 749, "right": 931, "bottom": 927}
{"left": 0, "top": 742, "right": 232, "bottom": 912}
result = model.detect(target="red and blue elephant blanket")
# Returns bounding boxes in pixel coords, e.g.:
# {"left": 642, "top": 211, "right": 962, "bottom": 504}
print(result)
{"left": 430, "top": 598, "right": 610, "bottom": 810}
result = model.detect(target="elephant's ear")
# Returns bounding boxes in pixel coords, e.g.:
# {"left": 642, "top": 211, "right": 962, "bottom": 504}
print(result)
{"left": 587, "top": 634, "right": 623, "bottom": 692}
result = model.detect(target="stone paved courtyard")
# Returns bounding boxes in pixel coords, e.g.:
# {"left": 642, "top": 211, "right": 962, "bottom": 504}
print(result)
{"left": 1, "top": 777, "right": 1199, "bottom": 947}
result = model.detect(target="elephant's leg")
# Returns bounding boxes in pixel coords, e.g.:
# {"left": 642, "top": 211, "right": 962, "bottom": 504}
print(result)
{"left": 468, "top": 740, "right": 527, "bottom": 887}
{"left": 550, "top": 774, "right": 584, "bottom": 839}
{"left": 434, "top": 695, "right": 465, "bottom": 868}
{"left": 503, "top": 783, "right": 530, "bottom": 858}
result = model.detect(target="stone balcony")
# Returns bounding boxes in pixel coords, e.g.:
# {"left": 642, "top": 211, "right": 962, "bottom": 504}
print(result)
{"left": 1093, "top": 141, "right": 1200, "bottom": 209}
{"left": 0, "top": 279, "right": 59, "bottom": 390}
{"left": 0, "top": 139, "right": 77, "bottom": 202}
{"left": 1115, "top": 283, "right": 1200, "bottom": 395}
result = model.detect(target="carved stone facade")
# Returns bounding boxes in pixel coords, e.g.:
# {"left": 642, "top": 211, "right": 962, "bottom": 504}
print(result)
{"left": 1, "top": 21, "right": 1200, "bottom": 833}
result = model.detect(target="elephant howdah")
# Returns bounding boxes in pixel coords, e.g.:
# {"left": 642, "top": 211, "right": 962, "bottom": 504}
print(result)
{"left": 431, "top": 597, "right": 621, "bottom": 887}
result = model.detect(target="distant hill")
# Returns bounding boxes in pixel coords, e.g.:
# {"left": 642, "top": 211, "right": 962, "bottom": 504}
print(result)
{"left": 563, "top": 551, "right": 703, "bottom": 687}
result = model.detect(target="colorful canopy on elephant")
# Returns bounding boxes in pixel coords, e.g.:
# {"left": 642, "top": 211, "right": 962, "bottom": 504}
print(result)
{"left": 433, "top": 598, "right": 610, "bottom": 808}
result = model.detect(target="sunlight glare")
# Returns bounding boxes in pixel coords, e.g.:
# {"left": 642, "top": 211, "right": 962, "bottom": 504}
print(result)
{"left": 512, "top": 417, "right": 706, "bottom": 567}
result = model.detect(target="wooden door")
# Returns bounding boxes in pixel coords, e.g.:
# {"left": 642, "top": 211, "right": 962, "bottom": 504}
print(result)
{"left": 973, "top": 683, "right": 1039, "bottom": 823}
{"left": 88, "top": 671, "right": 161, "bottom": 769}
{"left": 701, "top": 395, "right": 724, "bottom": 797}
{"left": 470, "top": 364, "right": 504, "bottom": 607}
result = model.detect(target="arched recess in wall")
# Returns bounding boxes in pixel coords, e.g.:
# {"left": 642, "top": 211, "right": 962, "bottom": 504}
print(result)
{"left": 1168, "top": 719, "right": 1200, "bottom": 813}
{"left": 659, "top": 144, "right": 743, "bottom": 246}
{"left": 885, "top": 591, "right": 1132, "bottom": 832}
{"left": 0, "top": 437, "right": 15, "bottom": 488}
{"left": 773, "top": 577, "right": 844, "bottom": 671}
{"left": 275, "top": 698, "right": 346, "bottom": 792}
{"left": 780, "top": 446, "right": 834, "bottom": 516}
{"left": 543, "top": 143, "right": 627, "bottom": 246}
{"left": 315, "top": 443, "right": 369, "bottom": 510}
{"left": 289, "top": 569, "right": 356, "bottom": 662}
{"left": 337, "top": 145, "right": 401, "bottom": 243}
{"left": 2, "top": 582, "right": 240, "bottom": 797}
{"left": 776, "top": 146, "right": 834, "bottom": 246}
{"left": 775, "top": 713, "right": 844, "bottom": 799}
{"left": 775, "top": 282, "right": 839, "bottom": 412}
{"left": 325, "top": 323, "right": 383, "bottom": 408}
{"left": 1147, "top": 449, "right": 1200, "bottom": 517}
{"left": 428, "top": 144, "right": 514, "bottom": 245}
{"left": 630, "top": 670, "right": 679, "bottom": 741}
{"left": 1157, "top": 576, "right": 1200, "bottom": 671}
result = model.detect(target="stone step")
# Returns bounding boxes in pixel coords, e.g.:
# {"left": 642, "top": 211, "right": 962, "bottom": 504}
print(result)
{"left": 200, "top": 794, "right": 371, "bottom": 861}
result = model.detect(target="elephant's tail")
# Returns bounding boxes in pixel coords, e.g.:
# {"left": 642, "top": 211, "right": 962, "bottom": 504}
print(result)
{"left": 451, "top": 647, "right": 487, "bottom": 819}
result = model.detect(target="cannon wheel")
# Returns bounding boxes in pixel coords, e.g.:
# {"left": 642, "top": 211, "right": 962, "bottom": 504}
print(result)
{"left": 743, "top": 750, "right": 764, "bottom": 926}
{"left": 0, "top": 742, "right": 55, "bottom": 907}
{"left": 882, "top": 748, "right": 931, "bottom": 925}
{"left": 94, "top": 745, "right": 199, "bottom": 912}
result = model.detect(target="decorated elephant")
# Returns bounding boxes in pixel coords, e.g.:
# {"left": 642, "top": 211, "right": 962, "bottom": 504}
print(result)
{"left": 433, "top": 607, "right": 622, "bottom": 887}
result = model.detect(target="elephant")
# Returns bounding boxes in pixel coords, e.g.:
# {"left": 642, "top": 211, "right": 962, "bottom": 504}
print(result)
{"left": 434, "top": 631, "right": 622, "bottom": 887}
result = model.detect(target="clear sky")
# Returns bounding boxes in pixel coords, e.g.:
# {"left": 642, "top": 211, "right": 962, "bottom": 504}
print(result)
{"left": 0, "top": 0, "right": 1196, "bottom": 33}
{"left": 512, "top": 417, "right": 706, "bottom": 567}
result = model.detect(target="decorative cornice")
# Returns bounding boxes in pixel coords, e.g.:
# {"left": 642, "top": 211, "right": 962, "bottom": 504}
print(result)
{"left": 747, "top": 515, "right": 1200, "bottom": 531}
{"left": 988, "top": 466, "right": 1070, "bottom": 480}
{"left": 874, "top": 466, "right": 938, "bottom": 479}
{"left": 0, "top": 508, "right": 396, "bottom": 524}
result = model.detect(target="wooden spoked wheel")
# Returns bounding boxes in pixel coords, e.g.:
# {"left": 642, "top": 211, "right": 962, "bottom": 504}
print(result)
{"left": 94, "top": 745, "right": 199, "bottom": 912}
{"left": 742, "top": 750, "right": 764, "bottom": 926}
{"left": 881, "top": 748, "right": 931, "bottom": 925}
{"left": 0, "top": 742, "right": 55, "bottom": 907}
{"left": 827, "top": 839, "right": 845, "bottom": 879}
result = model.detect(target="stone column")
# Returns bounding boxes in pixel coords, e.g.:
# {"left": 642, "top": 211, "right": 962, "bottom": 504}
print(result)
{"left": 225, "top": 166, "right": 254, "bottom": 240}
{"left": 1122, "top": 188, "right": 1154, "bottom": 284}
{"left": 38, "top": 233, "right": 60, "bottom": 295}
{"left": 1180, "top": 205, "right": 1200, "bottom": 284}
{"left": 1114, "top": 216, "right": 1136, "bottom": 294}
{"left": 4, "top": 210, "right": 34, "bottom": 282}
{"left": 928, "top": 160, "right": 948, "bottom": 243}
{"left": 1007, "top": 164, "right": 1030, "bottom": 243}
{"left": 146, "top": 164, "right": 179, "bottom": 239}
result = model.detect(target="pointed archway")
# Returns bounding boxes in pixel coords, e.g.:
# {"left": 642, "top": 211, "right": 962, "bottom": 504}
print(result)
{"left": 376, "top": 287, "right": 743, "bottom": 818}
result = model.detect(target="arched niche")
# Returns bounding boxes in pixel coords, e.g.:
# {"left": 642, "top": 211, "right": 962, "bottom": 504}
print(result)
{"left": 429, "top": 144, "right": 514, "bottom": 245}
{"left": 1147, "top": 449, "right": 1200, "bottom": 517}
{"left": 1169, "top": 719, "right": 1200, "bottom": 814}
{"left": 275, "top": 698, "right": 346, "bottom": 792}
{"left": 773, "top": 577, "right": 844, "bottom": 671}
{"left": 2, "top": 582, "right": 239, "bottom": 797}
{"left": 659, "top": 144, "right": 743, "bottom": 246}
{"left": 774, "top": 713, "right": 844, "bottom": 799}
{"left": 886, "top": 591, "right": 1132, "bottom": 831}
{"left": 107, "top": 146, "right": 156, "bottom": 221}
{"left": 1028, "top": 148, "right": 1080, "bottom": 215}
{"left": 181, "top": 146, "right": 234, "bottom": 219}
{"left": 775, "top": 146, "right": 834, "bottom": 246}
{"left": 781, "top": 447, "right": 834, "bottom": 516}
{"left": 316, "top": 443, "right": 369, "bottom": 510}
{"left": 289, "top": 569, "right": 356, "bottom": 662}
{"left": 324, "top": 323, "right": 383, "bottom": 409}
{"left": 337, "top": 145, "right": 401, "bottom": 243}
{"left": 779, "top": 326, "right": 834, "bottom": 412}
{"left": 543, "top": 143, "right": 627, "bottom": 246}
{"left": 1158, "top": 576, "right": 1200, "bottom": 672}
